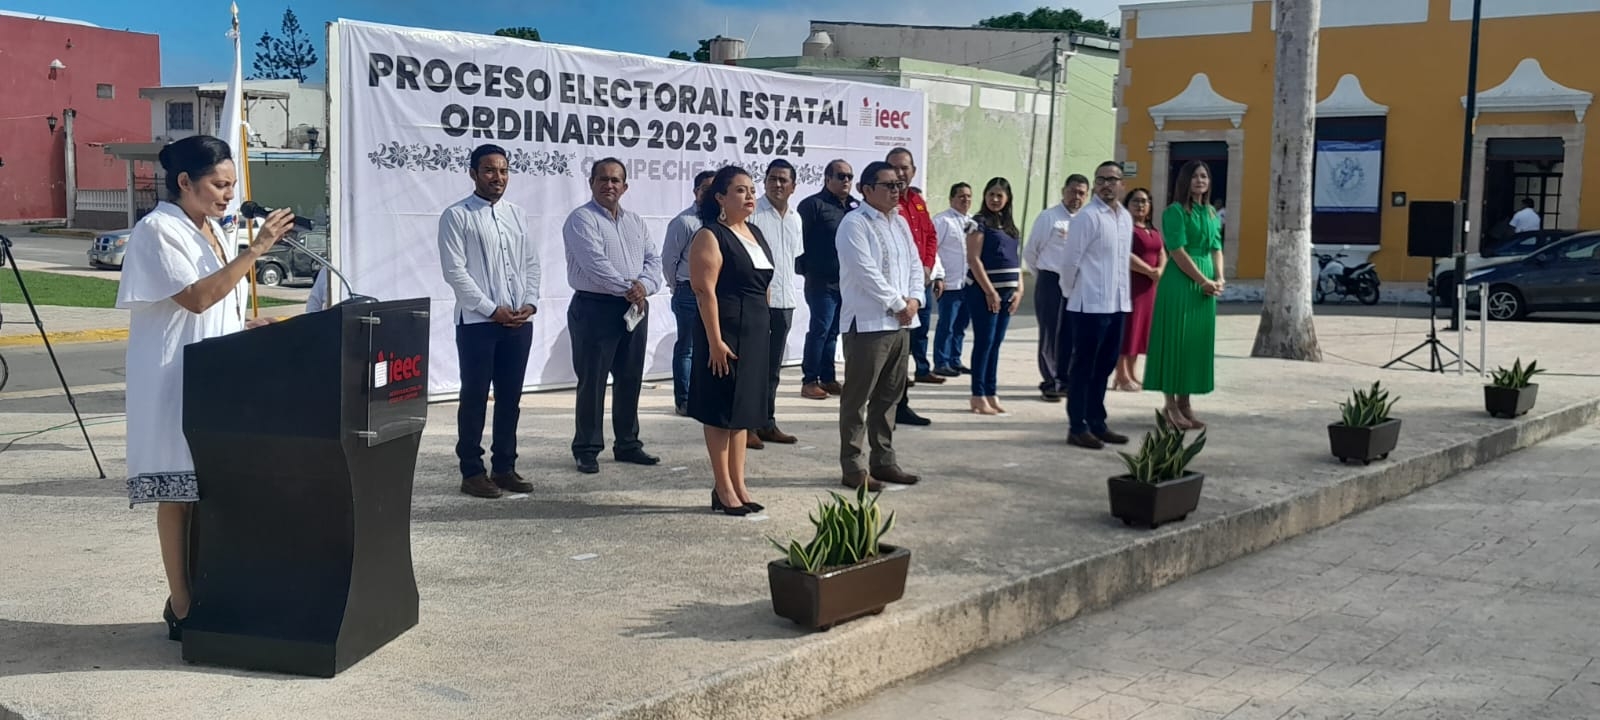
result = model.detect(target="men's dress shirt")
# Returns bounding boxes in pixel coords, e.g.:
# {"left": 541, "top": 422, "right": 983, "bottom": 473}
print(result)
{"left": 934, "top": 207, "right": 975, "bottom": 291}
{"left": 438, "top": 194, "right": 541, "bottom": 324}
{"left": 1025, "top": 203, "right": 1076, "bottom": 275}
{"left": 660, "top": 204, "right": 701, "bottom": 286}
{"left": 898, "top": 188, "right": 940, "bottom": 273}
{"left": 749, "top": 196, "right": 805, "bottom": 310}
{"left": 562, "top": 200, "right": 663, "bottom": 297}
{"left": 796, "top": 190, "right": 859, "bottom": 283}
{"left": 1510, "top": 207, "right": 1541, "bottom": 234}
{"left": 837, "top": 204, "right": 923, "bottom": 334}
{"left": 1057, "top": 195, "right": 1134, "bottom": 315}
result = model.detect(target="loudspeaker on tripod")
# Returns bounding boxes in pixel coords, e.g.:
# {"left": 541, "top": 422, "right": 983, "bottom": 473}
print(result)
{"left": 1407, "top": 201, "right": 1457, "bottom": 259}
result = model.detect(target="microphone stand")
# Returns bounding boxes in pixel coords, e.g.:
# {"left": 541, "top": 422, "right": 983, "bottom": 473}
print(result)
{"left": 250, "top": 235, "right": 378, "bottom": 308}
{"left": 0, "top": 234, "right": 107, "bottom": 479}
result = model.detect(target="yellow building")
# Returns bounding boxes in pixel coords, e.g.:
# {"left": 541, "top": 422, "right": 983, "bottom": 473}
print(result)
{"left": 1116, "top": 0, "right": 1599, "bottom": 282}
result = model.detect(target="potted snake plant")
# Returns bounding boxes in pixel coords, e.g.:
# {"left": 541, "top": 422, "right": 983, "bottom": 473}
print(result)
{"left": 766, "top": 483, "right": 909, "bottom": 631}
{"left": 1328, "top": 381, "right": 1401, "bottom": 465}
{"left": 1108, "top": 411, "right": 1207, "bottom": 529}
{"left": 1485, "top": 358, "right": 1543, "bottom": 419}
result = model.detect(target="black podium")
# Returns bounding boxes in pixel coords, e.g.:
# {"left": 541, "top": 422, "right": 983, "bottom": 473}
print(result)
{"left": 180, "top": 298, "right": 431, "bottom": 677}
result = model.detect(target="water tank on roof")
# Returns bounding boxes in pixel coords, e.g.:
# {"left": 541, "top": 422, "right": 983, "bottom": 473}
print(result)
{"left": 709, "top": 36, "right": 747, "bottom": 64}
{"left": 802, "top": 30, "right": 834, "bottom": 58}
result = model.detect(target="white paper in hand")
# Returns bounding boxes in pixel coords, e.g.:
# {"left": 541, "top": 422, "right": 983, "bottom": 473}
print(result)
{"left": 623, "top": 304, "right": 645, "bottom": 332}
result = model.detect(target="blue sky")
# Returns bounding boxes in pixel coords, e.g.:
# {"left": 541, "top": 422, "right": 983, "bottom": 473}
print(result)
{"left": 6, "top": 0, "right": 1136, "bottom": 85}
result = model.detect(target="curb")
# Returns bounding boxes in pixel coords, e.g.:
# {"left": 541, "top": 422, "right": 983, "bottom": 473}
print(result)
{"left": 0, "top": 328, "right": 130, "bottom": 348}
{"left": 32, "top": 228, "right": 97, "bottom": 239}
{"left": 595, "top": 397, "right": 1600, "bottom": 720}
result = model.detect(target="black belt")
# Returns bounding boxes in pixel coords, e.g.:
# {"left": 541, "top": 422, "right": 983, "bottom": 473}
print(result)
{"left": 574, "top": 290, "right": 627, "bottom": 302}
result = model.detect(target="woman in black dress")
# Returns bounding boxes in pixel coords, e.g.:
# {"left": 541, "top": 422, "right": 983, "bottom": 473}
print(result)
{"left": 688, "top": 165, "right": 775, "bottom": 516}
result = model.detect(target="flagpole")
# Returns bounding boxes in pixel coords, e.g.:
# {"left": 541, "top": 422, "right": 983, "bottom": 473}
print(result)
{"left": 227, "top": 2, "right": 260, "bottom": 318}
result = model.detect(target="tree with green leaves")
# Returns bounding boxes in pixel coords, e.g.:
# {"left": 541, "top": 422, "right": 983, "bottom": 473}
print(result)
{"left": 251, "top": 7, "right": 319, "bottom": 81}
{"left": 493, "top": 26, "right": 541, "bottom": 41}
{"left": 667, "top": 38, "right": 712, "bottom": 63}
{"left": 978, "top": 7, "right": 1120, "bottom": 37}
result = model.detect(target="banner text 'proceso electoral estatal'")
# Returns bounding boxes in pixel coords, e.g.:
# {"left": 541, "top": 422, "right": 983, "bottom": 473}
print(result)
{"left": 367, "top": 53, "right": 916, "bottom": 159}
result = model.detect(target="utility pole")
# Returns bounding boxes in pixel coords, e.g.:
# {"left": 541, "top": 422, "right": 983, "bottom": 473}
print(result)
{"left": 64, "top": 108, "right": 78, "bottom": 229}
{"left": 1448, "top": 0, "right": 1484, "bottom": 331}
{"left": 1251, "top": 0, "right": 1322, "bottom": 361}
{"left": 1042, "top": 35, "right": 1061, "bottom": 212}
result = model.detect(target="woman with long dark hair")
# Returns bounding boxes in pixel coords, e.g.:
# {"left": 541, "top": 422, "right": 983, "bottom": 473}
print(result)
{"left": 962, "top": 177, "right": 1024, "bottom": 415}
{"left": 1144, "top": 160, "right": 1224, "bottom": 428}
{"left": 687, "top": 165, "right": 775, "bottom": 516}
{"left": 1114, "top": 187, "right": 1166, "bottom": 391}
{"left": 116, "top": 135, "right": 296, "bottom": 640}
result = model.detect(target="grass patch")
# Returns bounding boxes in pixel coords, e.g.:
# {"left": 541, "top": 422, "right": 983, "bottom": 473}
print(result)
{"left": 0, "top": 269, "right": 294, "bottom": 309}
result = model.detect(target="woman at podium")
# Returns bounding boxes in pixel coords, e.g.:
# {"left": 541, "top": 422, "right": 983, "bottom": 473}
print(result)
{"left": 115, "top": 135, "right": 297, "bottom": 640}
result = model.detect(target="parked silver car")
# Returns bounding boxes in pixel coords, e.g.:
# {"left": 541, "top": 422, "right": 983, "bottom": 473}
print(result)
{"left": 87, "top": 229, "right": 133, "bottom": 268}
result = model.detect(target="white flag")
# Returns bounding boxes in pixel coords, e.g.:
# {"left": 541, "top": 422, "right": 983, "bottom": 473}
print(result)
{"left": 220, "top": 2, "right": 250, "bottom": 234}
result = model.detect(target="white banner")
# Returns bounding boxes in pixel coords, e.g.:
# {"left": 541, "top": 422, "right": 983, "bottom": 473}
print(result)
{"left": 1313, "top": 140, "right": 1382, "bottom": 213}
{"left": 330, "top": 20, "right": 927, "bottom": 397}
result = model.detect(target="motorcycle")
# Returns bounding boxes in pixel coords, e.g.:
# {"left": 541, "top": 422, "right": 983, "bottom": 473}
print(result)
{"left": 1314, "top": 252, "right": 1381, "bottom": 305}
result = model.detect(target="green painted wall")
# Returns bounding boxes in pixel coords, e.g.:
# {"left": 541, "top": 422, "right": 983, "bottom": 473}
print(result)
{"left": 737, "top": 52, "right": 1118, "bottom": 240}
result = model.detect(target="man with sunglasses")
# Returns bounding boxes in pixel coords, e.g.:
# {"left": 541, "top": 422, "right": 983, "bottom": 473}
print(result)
{"left": 836, "top": 161, "right": 924, "bottom": 492}
{"left": 796, "top": 159, "right": 859, "bottom": 401}
{"left": 1058, "top": 161, "right": 1135, "bottom": 450}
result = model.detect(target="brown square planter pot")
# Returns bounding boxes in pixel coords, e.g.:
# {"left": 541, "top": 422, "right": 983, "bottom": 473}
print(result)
{"left": 1107, "top": 472, "right": 1204, "bottom": 530}
{"left": 1328, "top": 418, "right": 1402, "bottom": 465}
{"left": 1485, "top": 384, "right": 1538, "bottom": 419}
{"left": 767, "top": 545, "right": 910, "bottom": 631}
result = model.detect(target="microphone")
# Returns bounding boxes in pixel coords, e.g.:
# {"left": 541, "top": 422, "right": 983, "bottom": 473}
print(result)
{"left": 235, "top": 203, "right": 376, "bottom": 308}
{"left": 239, "top": 200, "right": 315, "bottom": 230}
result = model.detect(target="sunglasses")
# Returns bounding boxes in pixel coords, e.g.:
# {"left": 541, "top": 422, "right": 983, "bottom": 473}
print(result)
{"left": 868, "top": 181, "right": 907, "bottom": 192}
{"left": 832, "top": 173, "right": 854, "bottom": 181}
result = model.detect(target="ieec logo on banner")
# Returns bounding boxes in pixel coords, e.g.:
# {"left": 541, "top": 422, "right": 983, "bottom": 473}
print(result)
{"left": 858, "top": 98, "right": 912, "bottom": 130}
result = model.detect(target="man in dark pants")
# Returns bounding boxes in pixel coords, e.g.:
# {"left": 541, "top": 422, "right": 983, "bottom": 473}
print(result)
{"left": 836, "top": 161, "right": 924, "bottom": 491}
{"left": 438, "top": 144, "right": 542, "bottom": 499}
{"left": 1058, "top": 161, "right": 1134, "bottom": 450}
{"left": 748, "top": 158, "right": 805, "bottom": 449}
{"left": 1025, "top": 175, "right": 1088, "bottom": 401}
{"left": 561, "top": 157, "right": 664, "bottom": 474}
{"left": 796, "top": 159, "right": 858, "bottom": 401}
{"left": 661, "top": 170, "right": 716, "bottom": 416}
{"left": 886, "top": 147, "right": 938, "bottom": 426}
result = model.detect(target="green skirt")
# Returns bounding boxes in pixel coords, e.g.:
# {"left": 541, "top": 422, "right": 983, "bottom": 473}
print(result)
{"left": 1143, "top": 253, "right": 1217, "bottom": 395}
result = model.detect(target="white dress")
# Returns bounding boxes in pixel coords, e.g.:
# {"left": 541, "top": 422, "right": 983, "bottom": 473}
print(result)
{"left": 116, "top": 201, "right": 248, "bottom": 506}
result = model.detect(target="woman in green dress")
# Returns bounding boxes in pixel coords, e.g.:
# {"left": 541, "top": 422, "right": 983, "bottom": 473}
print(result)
{"left": 1144, "top": 160, "right": 1225, "bottom": 429}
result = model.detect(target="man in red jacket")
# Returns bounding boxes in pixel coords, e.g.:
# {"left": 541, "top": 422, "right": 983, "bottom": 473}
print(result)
{"left": 887, "top": 147, "right": 941, "bottom": 426}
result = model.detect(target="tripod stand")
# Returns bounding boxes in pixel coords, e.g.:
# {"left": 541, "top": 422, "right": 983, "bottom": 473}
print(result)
{"left": 1382, "top": 253, "right": 1477, "bottom": 374}
{"left": 0, "top": 234, "right": 107, "bottom": 478}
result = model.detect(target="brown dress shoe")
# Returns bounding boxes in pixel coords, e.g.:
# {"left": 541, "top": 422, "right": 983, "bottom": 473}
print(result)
{"left": 820, "top": 381, "right": 844, "bottom": 395}
{"left": 870, "top": 465, "right": 920, "bottom": 485}
{"left": 842, "top": 472, "right": 885, "bottom": 492}
{"left": 914, "top": 373, "right": 946, "bottom": 384}
{"left": 746, "top": 432, "right": 765, "bottom": 450}
{"left": 801, "top": 382, "right": 829, "bottom": 400}
{"left": 491, "top": 471, "right": 534, "bottom": 493}
{"left": 758, "top": 427, "right": 797, "bottom": 444}
{"left": 1067, "top": 433, "right": 1105, "bottom": 450}
{"left": 1094, "top": 430, "right": 1130, "bottom": 445}
{"left": 460, "top": 473, "right": 504, "bottom": 499}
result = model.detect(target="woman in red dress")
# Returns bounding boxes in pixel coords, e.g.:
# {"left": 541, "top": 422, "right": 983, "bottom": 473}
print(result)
{"left": 1114, "top": 187, "right": 1166, "bottom": 392}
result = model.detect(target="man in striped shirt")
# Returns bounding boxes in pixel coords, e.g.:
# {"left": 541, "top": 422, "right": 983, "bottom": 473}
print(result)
{"left": 561, "top": 157, "right": 664, "bottom": 474}
{"left": 1058, "top": 161, "right": 1134, "bottom": 450}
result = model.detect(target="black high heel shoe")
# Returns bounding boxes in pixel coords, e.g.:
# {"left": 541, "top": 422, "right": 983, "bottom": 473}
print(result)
{"left": 163, "top": 599, "right": 184, "bottom": 642}
{"left": 711, "top": 490, "right": 752, "bottom": 517}
{"left": 741, "top": 500, "right": 765, "bottom": 513}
